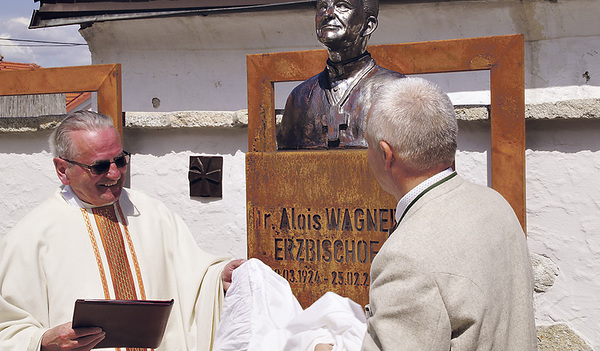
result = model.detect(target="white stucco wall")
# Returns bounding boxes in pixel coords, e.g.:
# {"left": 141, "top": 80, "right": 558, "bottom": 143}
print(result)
{"left": 1, "top": 0, "right": 599, "bottom": 348}
{"left": 525, "top": 119, "right": 600, "bottom": 347}
{"left": 123, "top": 127, "right": 248, "bottom": 257}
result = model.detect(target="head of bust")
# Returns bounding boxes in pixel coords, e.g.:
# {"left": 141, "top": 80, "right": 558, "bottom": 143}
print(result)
{"left": 315, "top": 0, "right": 379, "bottom": 61}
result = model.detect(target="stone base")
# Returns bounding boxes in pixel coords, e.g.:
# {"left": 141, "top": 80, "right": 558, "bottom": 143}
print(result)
{"left": 538, "top": 324, "right": 594, "bottom": 351}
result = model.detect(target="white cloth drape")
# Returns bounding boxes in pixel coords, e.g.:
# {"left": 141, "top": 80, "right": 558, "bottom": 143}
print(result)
{"left": 213, "top": 259, "right": 366, "bottom": 351}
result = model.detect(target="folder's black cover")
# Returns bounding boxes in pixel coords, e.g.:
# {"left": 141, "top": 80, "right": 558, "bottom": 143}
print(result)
{"left": 72, "top": 299, "right": 174, "bottom": 349}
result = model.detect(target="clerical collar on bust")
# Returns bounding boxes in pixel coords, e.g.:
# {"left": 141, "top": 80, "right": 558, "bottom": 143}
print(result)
{"left": 326, "top": 52, "right": 372, "bottom": 81}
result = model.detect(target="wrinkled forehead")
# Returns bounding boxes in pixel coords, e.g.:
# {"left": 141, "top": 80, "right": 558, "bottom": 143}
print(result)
{"left": 69, "top": 127, "right": 122, "bottom": 159}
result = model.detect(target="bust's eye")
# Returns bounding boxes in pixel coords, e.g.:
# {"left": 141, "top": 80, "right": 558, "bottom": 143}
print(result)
{"left": 335, "top": 2, "right": 352, "bottom": 11}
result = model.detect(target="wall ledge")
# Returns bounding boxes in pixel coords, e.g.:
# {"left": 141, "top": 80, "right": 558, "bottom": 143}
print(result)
{"left": 125, "top": 110, "right": 249, "bottom": 129}
{"left": 1, "top": 98, "right": 598, "bottom": 133}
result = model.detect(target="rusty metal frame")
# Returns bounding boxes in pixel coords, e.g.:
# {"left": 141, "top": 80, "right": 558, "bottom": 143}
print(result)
{"left": 0, "top": 64, "right": 123, "bottom": 138}
{"left": 247, "top": 34, "right": 526, "bottom": 229}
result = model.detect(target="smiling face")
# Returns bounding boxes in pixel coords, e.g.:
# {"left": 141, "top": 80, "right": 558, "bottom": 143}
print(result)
{"left": 315, "top": 0, "right": 368, "bottom": 51}
{"left": 54, "top": 127, "right": 126, "bottom": 206}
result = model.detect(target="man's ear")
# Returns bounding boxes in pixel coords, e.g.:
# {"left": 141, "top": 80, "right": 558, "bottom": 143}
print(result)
{"left": 362, "top": 16, "right": 378, "bottom": 37}
{"left": 379, "top": 140, "right": 395, "bottom": 171}
{"left": 53, "top": 157, "right": 70, "bottom": 185}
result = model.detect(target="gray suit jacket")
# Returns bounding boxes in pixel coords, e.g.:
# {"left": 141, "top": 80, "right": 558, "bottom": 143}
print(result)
{"left": 362, "top": 175, "right": 537, "bottom": 351}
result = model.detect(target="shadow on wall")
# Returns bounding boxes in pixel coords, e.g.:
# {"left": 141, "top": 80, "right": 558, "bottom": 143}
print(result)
{"left": 124, "top": 127, "right": 248, "bottom": 157}
{"left": 527, "top": 119, "right": 600, "bottom": 153}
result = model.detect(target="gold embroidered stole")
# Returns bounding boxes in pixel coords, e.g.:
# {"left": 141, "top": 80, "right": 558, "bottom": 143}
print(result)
{"left": 93, "top": 205, "right": 138, "bottom": 300}
{"left": 81, "top": 203, "right": 149, "bottom": 351}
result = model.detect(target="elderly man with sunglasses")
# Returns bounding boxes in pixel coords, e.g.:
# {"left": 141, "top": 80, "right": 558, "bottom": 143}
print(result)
{"left": 0, "top": 110, "right": 243, "bottom": 351}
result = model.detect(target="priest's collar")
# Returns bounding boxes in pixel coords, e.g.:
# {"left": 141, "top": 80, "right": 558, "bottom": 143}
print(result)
{"left": 326, "top": 52, "right": 372, "bottom": 81}
{"left": 61, "top": 185, "right": 118, "bottom": 209}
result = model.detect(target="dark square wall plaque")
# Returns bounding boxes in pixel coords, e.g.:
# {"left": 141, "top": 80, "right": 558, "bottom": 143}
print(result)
{"left": 189, "top": 156, "right": 223, "bottom": 198}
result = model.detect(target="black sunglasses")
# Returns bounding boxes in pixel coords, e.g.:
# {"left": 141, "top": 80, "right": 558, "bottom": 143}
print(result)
{"left": 61, "top": 151, "right": 131, "bottom": 175}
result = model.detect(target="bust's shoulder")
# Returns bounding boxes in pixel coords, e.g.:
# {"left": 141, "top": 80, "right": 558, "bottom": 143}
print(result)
{"left": 283, "top": 70, "right": 327, "bottom": 112}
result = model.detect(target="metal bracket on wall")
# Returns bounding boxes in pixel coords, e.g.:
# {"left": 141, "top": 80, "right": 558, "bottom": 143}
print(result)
{"left": 188, "top": 156, "right": 223, "bottom": 198}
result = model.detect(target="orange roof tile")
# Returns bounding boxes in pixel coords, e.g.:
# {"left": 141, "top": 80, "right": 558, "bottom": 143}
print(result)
{"left": 66, "top": 91, "right": 92, "bottom": 112}
{"left": 0, "top": 61, "right": 41, "bottom": 70}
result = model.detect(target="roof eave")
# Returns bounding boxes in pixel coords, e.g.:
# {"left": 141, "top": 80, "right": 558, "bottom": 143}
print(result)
{"left": 29, "top": 1, "right": 315, "bottom": 29}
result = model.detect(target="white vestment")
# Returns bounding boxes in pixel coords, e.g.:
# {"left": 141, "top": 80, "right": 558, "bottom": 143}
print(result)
{"left": 0, "top": 186, "right": 229, "bottom": 351}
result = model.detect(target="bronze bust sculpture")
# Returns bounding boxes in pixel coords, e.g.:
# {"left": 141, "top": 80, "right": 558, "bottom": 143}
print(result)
{"left": 277, "top": 0, "right": 405, "bottom": 149}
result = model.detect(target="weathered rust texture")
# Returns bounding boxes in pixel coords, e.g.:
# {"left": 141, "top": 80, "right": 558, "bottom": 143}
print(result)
{"left": 247, "top": 151, "right": 396, "bottom": 307}
{"left": 247, "top": 35, "right": 526, "bottom": 227}
{"left": 490, "top": 35, "right": 526, "bottom": 230}
{"left": 247, "top": 35, "right": 525, "bottom": 307}
{"left": 0, "top": 64, "right": 123, "bottom": 138}
{"left": 247, "top": 50, "right": 328, "bottom": 152}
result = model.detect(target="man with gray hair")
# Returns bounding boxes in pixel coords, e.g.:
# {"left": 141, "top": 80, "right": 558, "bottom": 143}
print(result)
{"left": 277, "top": 0, "right": 405, "bottom": 149}
{"left": 0, "top": 110, "right": 243, "bottom": 351}
{"left": 362, "top": 77, "right": 536, "bottom": 350}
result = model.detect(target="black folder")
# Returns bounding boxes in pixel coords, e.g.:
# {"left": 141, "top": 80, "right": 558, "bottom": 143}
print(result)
{"left": 72, "top": 299, "right": 174, "bottom": 349}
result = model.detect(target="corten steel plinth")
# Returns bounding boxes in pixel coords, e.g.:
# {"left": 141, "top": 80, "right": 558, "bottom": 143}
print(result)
{"left": 0, "top": 64, "right": 123, "bottom": 138}
{"left": 247, "top": 34, "right": 525, "bottom": 308}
